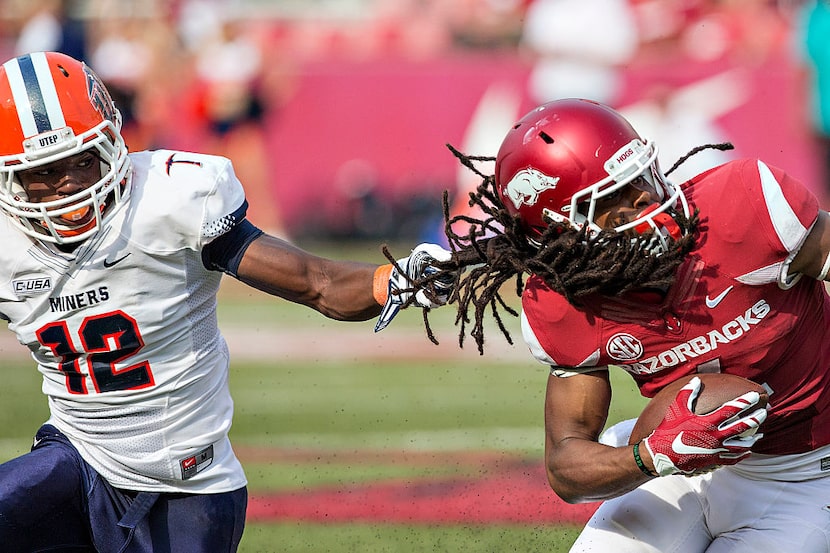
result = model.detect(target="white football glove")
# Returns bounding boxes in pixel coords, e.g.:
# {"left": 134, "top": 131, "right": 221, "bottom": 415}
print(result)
{"left": 374, "top": 243, "right": 454, "bottom": 332}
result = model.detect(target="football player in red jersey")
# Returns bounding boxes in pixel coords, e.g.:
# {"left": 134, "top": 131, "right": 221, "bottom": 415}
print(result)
{"left": 438, "top": 98, "right": 830, "bottom": 551}
{"left": 0, "top": 51, "right": 453, "bottom": 552}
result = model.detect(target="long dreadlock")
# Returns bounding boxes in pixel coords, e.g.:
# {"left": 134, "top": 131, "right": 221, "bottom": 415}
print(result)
{"left": 383, "top": 142, "right": 734, "bottom": 354}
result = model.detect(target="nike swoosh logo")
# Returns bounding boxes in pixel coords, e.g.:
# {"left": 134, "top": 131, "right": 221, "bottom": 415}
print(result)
{"left": 672, "top": 432, "right": 726, "bottom": 455}
{"left": 103, "top": 253, "right": 131, "bottom": 268}
{"left": 705, "top": 285, "right": 733, "bottom": 308}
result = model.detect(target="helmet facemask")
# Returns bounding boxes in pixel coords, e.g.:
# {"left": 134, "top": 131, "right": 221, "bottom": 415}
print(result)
{"left": 544, "top": 139, "right": 689, "bottom": 255}
{"left": 0, "top": 121, "right": 131, "bottom": 245}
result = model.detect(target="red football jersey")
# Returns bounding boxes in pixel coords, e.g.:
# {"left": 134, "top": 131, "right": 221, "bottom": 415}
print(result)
{"left": 522, "top": 159, "right": 830, "bottom": 455}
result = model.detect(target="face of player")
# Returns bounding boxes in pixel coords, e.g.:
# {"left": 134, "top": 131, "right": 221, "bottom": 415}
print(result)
{"left": 17, "top": 151, "right": 103, "bottom": 227}
{"left": 590, "top": 175, "right": 662, "bottom": 234}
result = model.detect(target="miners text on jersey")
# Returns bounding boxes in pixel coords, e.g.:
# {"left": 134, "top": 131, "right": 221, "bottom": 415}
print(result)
{"left": 48, "top": 286, "right": 110, "bottom": 313}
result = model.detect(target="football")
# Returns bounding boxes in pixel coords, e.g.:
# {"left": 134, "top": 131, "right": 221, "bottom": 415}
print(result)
{"left": 627, "top": 373, "right": 768, "bottom": 445}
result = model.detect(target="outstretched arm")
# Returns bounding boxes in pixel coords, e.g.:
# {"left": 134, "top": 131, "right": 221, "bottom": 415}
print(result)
{"left": 202, "top": 214, "right": 454, "bottom": 324}
{"left": 236, "top": 233, "right": 382, "bottom": 321}
{"left": 223, "top": 228, "right": 453, "bottom": 325}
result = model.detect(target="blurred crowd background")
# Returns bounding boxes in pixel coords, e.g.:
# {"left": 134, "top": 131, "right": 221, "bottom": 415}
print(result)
{"left": 0, "top": 0, "right": 826, "bottom": 244}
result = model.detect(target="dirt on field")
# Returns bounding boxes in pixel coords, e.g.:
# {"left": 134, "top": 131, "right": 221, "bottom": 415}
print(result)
{"left": 242, "top": 449, "right": 599, "bottom": 525}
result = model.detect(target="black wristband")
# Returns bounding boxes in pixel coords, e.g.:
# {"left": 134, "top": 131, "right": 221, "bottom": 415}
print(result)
{"left": 633, "top": 442, "right": 657, "bottom": 477}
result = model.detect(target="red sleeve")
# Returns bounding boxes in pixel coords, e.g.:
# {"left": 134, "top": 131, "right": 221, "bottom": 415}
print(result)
{"left": 688, "top": 159, "right": 818, "bottom": 271}
{"left": 521, "top": 276, "right": 606, "bottom": 368}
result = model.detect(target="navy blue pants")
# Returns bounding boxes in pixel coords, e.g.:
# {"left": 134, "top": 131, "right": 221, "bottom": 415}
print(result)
{"left": 0, "top": 425, "right": 247, "bottom": 552}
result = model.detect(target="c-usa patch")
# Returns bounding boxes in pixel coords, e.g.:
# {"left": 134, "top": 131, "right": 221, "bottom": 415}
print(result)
{"left": 12, "top": 276, "right": 52, "bottom": 297}
{"left": 821, "top": 456, "right": 830, "bottom": 472}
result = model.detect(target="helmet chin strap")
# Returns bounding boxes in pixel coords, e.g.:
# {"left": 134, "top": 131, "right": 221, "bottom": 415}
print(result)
{"left": 629, "top": 203, "right": 683, "bottom": 256}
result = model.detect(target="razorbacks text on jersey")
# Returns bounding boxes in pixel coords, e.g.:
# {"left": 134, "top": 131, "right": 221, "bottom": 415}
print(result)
{"left": 521, "top": 159, "right": 830, "bottom": 456}
{"left": 0, "top": 150, "right": 250, "bottom": 493}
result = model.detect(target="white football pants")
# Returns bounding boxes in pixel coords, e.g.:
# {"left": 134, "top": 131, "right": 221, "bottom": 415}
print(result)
{"left": 573, "top": 422, "right": 830, "bottom": 552}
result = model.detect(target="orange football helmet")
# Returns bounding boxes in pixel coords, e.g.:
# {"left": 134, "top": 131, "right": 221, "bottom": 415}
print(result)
{"left": 0, "top": 51, "right": 131, "bottom": 244}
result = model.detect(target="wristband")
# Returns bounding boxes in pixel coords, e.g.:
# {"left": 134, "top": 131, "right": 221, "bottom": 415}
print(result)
{"left": 633, "top": 442, "right": 657, "bottom": 477}
{"left": 373, "top": 264, "right": 393, "bottom": 305}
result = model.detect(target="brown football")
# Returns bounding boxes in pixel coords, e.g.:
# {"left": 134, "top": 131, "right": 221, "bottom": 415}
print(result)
{"left": 627, "top": 373, "right": 768, "bottom": 446}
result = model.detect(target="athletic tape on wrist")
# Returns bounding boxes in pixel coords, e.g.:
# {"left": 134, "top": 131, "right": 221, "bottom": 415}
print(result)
{"left": 373, "top": 264, "right": 393, "bottom": 305}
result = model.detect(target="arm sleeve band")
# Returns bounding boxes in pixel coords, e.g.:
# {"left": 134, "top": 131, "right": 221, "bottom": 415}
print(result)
{"left": 372, "top": 264, "right": 393, "bottom": 306}
{"left": 201, "top": 219, "right": 264, "bottom": 277}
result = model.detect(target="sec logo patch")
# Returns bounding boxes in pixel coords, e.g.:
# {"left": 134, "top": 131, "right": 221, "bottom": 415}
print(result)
{"left": 607, "top": 333, "right": 643, "bottom": 362}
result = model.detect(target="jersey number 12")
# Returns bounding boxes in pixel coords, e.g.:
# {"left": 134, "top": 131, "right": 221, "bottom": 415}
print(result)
{"left": 36, "top": 310, "right": 155, "bottom": 394}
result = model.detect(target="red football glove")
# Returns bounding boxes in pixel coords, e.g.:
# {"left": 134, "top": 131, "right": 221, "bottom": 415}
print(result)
{"left": 642, "top": 376, "right": 767, "bottom": 476}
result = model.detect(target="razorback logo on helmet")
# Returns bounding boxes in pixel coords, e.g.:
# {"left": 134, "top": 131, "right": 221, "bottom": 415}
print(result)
{"left": 503, "top": 168, "right": 560, "bottom": 210}
{"left": 83, "top": 64, "right": 115, "bottom": 124}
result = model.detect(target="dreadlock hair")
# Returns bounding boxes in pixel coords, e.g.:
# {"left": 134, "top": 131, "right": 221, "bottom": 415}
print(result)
{"left": 404, "top": 141, "right": 733, "bottom": 355}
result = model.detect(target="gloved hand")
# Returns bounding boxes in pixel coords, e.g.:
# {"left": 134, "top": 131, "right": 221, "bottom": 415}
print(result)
{"left": 642, "top": 376, "right": 767, "bottom": 476}
{"left": 374, "top": 243, "right": 454, "bottom": 332}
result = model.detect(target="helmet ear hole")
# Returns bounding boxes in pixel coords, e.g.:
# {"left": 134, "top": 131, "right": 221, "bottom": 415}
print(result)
{"left": 539, "top": 132, "right": 554, "bottom": 144}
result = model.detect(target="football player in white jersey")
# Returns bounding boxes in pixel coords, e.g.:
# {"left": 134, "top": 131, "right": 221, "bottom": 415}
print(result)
{"left": 0, "top": 51, "right": 454, "bottom": 552}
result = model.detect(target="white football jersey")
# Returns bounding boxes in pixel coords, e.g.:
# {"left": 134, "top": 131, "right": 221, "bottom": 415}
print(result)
{"left": 0, "top": 150, "right": 251, "bottom": 493}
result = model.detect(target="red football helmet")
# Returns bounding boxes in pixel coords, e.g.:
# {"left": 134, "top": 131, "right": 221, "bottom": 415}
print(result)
{"left": 495, "top": 99, "right": 688, "bottom": 246}
{"left": 0, "top": 51, "right": 131, "bottom": 244}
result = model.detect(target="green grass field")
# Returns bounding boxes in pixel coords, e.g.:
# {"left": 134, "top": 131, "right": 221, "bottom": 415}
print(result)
{"left": 0, "top": 242, "right": 649, "bottom": 552}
